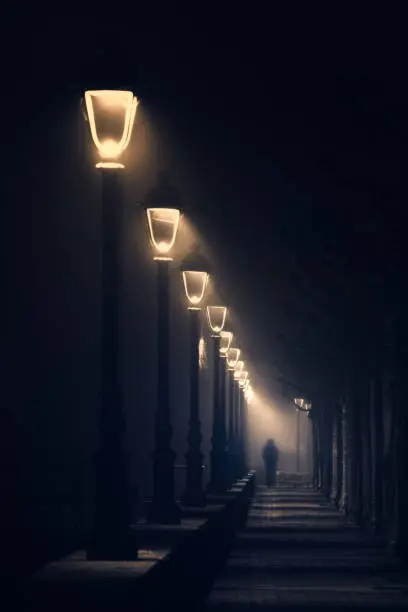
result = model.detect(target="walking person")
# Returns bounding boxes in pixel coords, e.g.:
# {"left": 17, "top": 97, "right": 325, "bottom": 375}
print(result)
{"left": 262, "top": 438, "right": 279, "bottom": 487}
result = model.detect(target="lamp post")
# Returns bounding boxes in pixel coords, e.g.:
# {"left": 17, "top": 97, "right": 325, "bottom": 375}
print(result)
{"left": 239, "top": 372, "right": 249, "bottom": 476}
{"left": 84, "top": 89, "right": 138, "bottom": 560}
{"left": 219, "top": 332, "right": 232, "bottom": 487}
{"left": 206, "top": 306, "right": 228, "bottom": 494}
{"left": 233, "top": 361, "right": 245, "bottom": 478}
{"left": 243, "top": 383, "right": 254, "bottom": 473}
{"left": 294, "top": 398, "right": 304, "bottom": 473}
{"left": 226, "top": 347, "right": 240, "bottom": 484}
{"left": 294, "top": 398, "right": 312, "bottom": 475}
{"left": 182, "top": 270, "right": 209, "bottom": 506}
{"left": 147, "top": 207, "right": 182, "bottom": 524}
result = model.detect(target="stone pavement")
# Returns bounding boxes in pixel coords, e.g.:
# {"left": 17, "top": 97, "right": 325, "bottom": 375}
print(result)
{"left": 206, "top": 486, "right": 408, "bottom": 609}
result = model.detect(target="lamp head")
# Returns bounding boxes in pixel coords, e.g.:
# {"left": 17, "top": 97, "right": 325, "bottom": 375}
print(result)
{"left": 146, "top": 208, "right": 180, "bottom": 260}
{"left": 84, "top": 90, "right": 138, "bottom": 168}
{"left": 219, "top": 331, "right": 233, "bottom": 356}
{"left": 239, "top": 371, "right": 248, "bottom": 388}
{"left": 226, "top": 347, "right": 240, "bottom": 370}
{"left": 182, "top": 271, "right": 209, "bottom": 309}
{"left": 206, "top": 306, "right": 227, "bottom": 336}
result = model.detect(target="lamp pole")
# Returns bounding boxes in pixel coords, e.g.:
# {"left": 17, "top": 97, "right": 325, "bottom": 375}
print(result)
{"left": 146, "top": 207, "right": 181, "bottom": 524}
{"left": 235, "top": 380, "right": 243, "bottom": 478}
{"left": 89, "top": 170, "right": 134, "bottom": 559}
{"left": 208, "top": 336, "right": 224, "bottom": 492}
{"left": 293, "top": 399, "right": 312, "bottom": 476}
{"left": 241, "top": 390, "right": 249, "bottom": 476}
{"left": 219, "top": 354, "right": 228, "bottom": 481}
{"left": 84, "top": 89, "right": 138, "bottom": 560}
{"left": 207, "top": 306, "right": 228, "bottom": 494}
{"left": 227, "top": 369, "right": 236, "bottom": 484}
{"left": 181, "top": 268, "right": 209, "bottom": 506}
{"left": 226, "top": 347, "right": 240, "bottom": 485}
{"left": 183, "top": 308, "right": 205, "bottom": 506}
{"left": 148, "top": 259, "right": 181, "bottom": 523}
{"left": 296, "top": 407, "right": 300, "bottom": 473}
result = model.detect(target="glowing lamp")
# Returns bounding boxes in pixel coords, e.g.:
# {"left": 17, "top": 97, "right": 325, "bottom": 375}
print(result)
{"left": 84, "top": 90, "right": 138, "bottom": 168}
{"left": 219, "top": 331, "right": 233, "bottom": 356}
{"left": 182, "top": 271, "right": 209, "bottom": 309}
{"left": 206, "top": 306, "right": 227, "bottom": 336}
{"left": 294, "top": 398, "right": 305, "bottom": 409}
{"left": 147, "top": 208, "right": 180, "bottom": 259}
{"left": 304, "top": 401, "right": 312, "bottom": 412}
{"left": 226, "top": 348, "right": 240, "bottom": 370}
{"left": 239, "top": 371, "right": 248, "bottom": 388}
{"left": 234, "top": 360, "right": 244, "bottom": 380}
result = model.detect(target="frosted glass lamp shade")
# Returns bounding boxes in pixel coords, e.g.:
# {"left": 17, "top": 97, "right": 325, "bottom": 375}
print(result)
{"left": 84, "top": 90, "right": 138, "bottom": 168}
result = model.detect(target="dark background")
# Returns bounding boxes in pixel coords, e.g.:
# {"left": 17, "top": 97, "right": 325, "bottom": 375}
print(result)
{"left": 2, "top": 13, "right": 408, "bottom": 574}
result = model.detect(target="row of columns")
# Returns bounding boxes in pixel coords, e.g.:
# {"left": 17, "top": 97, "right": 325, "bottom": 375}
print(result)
{"left": 312, "top": 307, "right": 408, "bottom": 561}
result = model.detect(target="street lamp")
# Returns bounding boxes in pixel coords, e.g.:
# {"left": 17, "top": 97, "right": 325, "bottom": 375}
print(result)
{"left": 147, "top": 207, "right": 181, "bottom": 524}
{"left": 232, "top": 361, "right": 246, "bottom": 478}
{"left": 240, "top": 379, "right": 250, "bottom": 477}
{"left": 84, "top": 89, "right": 138, "bottom": 560}
{"left": 226, "top": 348, "right": 240, "bottom": 484}
{"left": 181, "top": 270, "right": 209, "bottom": 506}
{"left": 85, "top": 90, "right": 138, "bottom": 168}
{"left": 218, "top": 331, "right": 233, "bottom": 489}
{"left": 206, "top": 306, "right": 228, "bottom": 494}
{"left": 293, "top": 398, "right": 312, "bottom": 474}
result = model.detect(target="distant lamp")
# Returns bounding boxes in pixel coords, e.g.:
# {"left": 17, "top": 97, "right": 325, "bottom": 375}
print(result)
{"left": 206, "top": 306, "right": 227, "bottom": 336}
{"left": 234, "top": 360, "right": 245, "bottom": 381}
{"left": 226, "top": 348, "right": 240, "bottom": 370}
{"left": 304, "top": 401, "right": 312, "bottom": 413}
{"left": 294, "top": 398, "right": 305, "bottom": 410}
{"left": 219, "top": 331, "right": 233, "bottom": 356}
{"left": 84, "top": 90, "right": 138, "bottom": 168}
{"left": 182, "top": 271, "right": 209, "bottom": 309}
{"left": 239, "top": 371, "right": 248, "bottom": 388}
{"left": 147, "top": 208, "right": 180, "bottom": 259}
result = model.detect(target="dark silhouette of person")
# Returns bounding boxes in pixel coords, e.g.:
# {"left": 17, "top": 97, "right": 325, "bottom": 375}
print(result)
{"left": 262, "top": 439, "right": 279, "bottom": 487}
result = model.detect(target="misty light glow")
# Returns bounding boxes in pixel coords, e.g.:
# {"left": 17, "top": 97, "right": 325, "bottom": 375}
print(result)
{"left": 206, "top": 306, "right": 227, "bottom": 336}
{"left": 182, "top": 271, "right": 209, "bottom": 308}
{"left": 84, "top": 90, "right": 138, "bottom": 168}
{"left": 219, "top": 331, "right": 233, "bottom": 355}
{"left": 147, "top": 208, "right": 180, "bottom": 259}
{"left": 247, "top": 390, "right": 312, "bottom": 474}
{"left": 226, "top": 348, "right": 240, "bottom": 370}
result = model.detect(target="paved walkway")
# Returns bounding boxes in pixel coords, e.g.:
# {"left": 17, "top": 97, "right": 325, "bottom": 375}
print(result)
{"left": 206, "top": 486, "right": 408, "bottom": 609}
